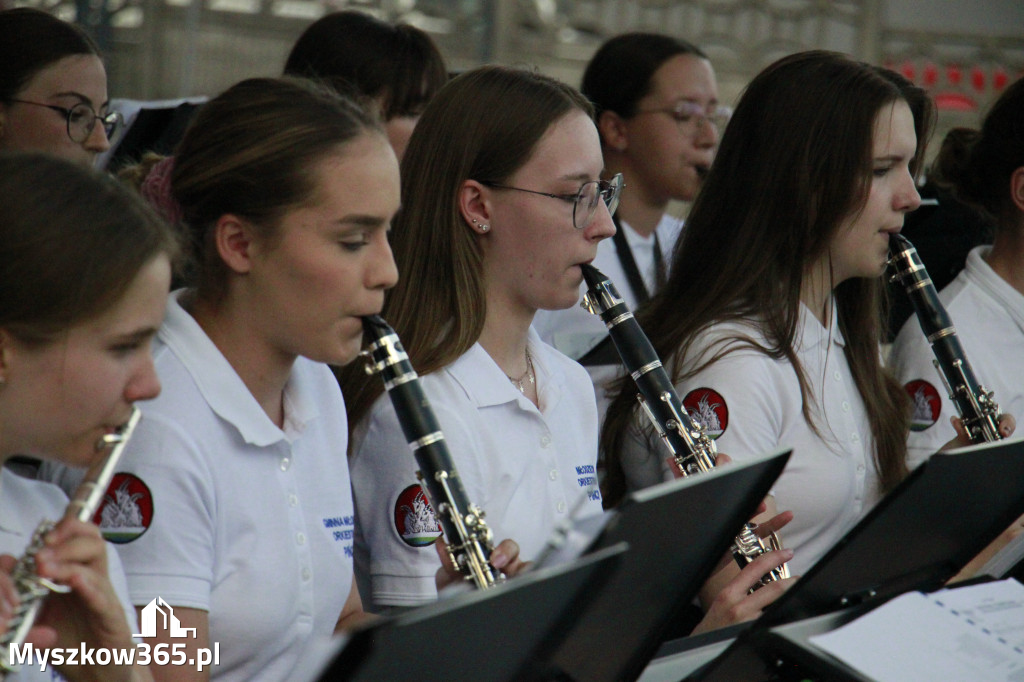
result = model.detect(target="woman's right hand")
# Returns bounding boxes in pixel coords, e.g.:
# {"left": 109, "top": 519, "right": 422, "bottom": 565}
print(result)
{"left": 691, "top": 547, "right": 797, "bottom": 635}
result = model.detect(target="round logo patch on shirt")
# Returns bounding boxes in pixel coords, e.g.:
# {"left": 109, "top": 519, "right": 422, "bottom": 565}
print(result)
{"left": 93, "top": 473, "right": 153, "bottom": 544}
{"left": 905, "top": 379, "right": 942, "bottom": 431}
{"left": 394, "top": 484, "right": 442, "bottom": 548}
{"left": 682, "top": 387, "right": 729, "bottom": 439}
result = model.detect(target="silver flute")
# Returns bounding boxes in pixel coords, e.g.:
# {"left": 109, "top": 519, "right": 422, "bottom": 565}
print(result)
{"left": 581, "top": 264, "right": 789, "bottom": 589}
{"left": 1, "top": 407, "right": 142, "bottom": 677}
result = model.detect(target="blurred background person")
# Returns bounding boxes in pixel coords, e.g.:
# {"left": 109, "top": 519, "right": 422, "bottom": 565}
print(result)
{"left": 0, "top": 8, "right": 122, "bottom": 166}
{"left": 284, "top": 9, "right": 448, "bottom": 161}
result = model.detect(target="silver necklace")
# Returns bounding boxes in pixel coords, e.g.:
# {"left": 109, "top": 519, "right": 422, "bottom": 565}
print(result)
{"left": 506, "top": 347, "right": 535, "bottom": 394}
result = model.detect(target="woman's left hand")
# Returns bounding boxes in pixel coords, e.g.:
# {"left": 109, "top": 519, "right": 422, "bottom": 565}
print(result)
{"left": 941, "top": 413, "right": 1016, "bottom": 450}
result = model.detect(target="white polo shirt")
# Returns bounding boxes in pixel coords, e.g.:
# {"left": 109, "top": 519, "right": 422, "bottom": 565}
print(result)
{"left": 618, "top": 303, "right": 879, "bottom": 576}
{"left": 0, "top": 468, "right": 139, "bottom": 682}
{"left": 350, "top": 329, "right": 605, "bottom": 610}
{"left": 108, "top": 292, "right": 355, "bottom": 682}
{"left": 889, "top": 246, "right": 1024, "bottom": 468}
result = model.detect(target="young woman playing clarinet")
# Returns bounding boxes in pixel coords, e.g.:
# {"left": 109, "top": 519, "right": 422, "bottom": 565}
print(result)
{"left": 91, "top": 77, "right": 398, "bottom": 682}
{"left": 338, "top": 65, "right": 793, "bottom": 633}
{"left": 601, "top": 52, "right": 1012, "bottom": 596}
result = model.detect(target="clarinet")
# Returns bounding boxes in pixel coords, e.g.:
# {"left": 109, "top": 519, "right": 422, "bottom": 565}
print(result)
{"left": 888, "top": 234, "right": 1002, "bottom": 443}
{"left": 361, "top": 315, "right": 502, "bottom": 589}
{"left": 581, "top": 264, "right": 789, "bottom": 588}
{"left": 1, "top": 407, "right": 142, "bottom": 678}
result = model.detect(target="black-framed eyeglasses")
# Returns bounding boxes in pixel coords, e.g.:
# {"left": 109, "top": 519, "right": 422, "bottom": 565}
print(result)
{"left": 634, "top": 101, "right": 731, "bottom": 135}
{"left": 480, "top": 172, "right": 623, "bottom": 230}
{"left": 8, "top": 99, "right": 123, "bottom": 144}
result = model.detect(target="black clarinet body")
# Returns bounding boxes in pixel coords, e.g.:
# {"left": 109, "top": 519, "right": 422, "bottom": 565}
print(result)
{"left": 361, "top": 315, "right": 501, "bottom": 589}
{"left": 580, "top": 264, "right": 788, "bottom": 587}
{"left": 888, "top": 234, "right": 1002, "bottom": 444}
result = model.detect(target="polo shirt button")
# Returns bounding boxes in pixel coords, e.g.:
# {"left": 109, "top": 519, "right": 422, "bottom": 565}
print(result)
{"left": 301, "top": 568, "right": 311, "bottom": 581}
{"left": 842, "top": 401, "right": 851, "bottom": 412}
{"left": 557, "top": 501, "right": 566, "bottom": 513}
{"left": 296, "top": 532, "right": 306, "bottom": 546}
{"left": 280, "top": 457, "right": 291, "bottom": 471}
{"left": 833, "top": 370, "right": 842, "bottom": 381}
{"left": 549, "top": 469, "right": 558, "bottom": 481}
{"left": 289, "top": 494, "right": 298, "bottom": 507}
{"left": 540, "top": 434, "right": 552, "bottom": 447}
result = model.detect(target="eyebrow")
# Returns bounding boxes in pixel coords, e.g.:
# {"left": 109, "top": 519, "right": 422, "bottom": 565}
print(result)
{"left": 340, "top": 214, "right": 391, "bottom": 227}
{"left": 559, "top": 172, "right": 600, "bottom": 183}
{"left": 52, "top": 90, "right": 110, "bottom": 110}
{"left": 111, "top": 327, "right": 159, "bottom": 344}
{"left": 874, "top": 154, "right": 911, "bottom": 163}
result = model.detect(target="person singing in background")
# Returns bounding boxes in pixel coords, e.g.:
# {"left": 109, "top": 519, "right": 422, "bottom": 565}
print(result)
{"left": 0, "top": 152, "right": 178, "bottom": 682}
{"left": 0, "top": 8, "right": 122, "bottom": 165}
{"left": 338, "top": 65, "right": 791, "bottom": 632}
{"left": 602, "top": 51, "right": 933, "bottom": 590}
{"left": 92, "top": 77, "right": 398, "bottom": 682}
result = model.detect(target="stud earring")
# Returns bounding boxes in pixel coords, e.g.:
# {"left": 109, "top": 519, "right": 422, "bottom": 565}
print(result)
{"left": 479, "top": 224, "right": 489, "bottom": 232}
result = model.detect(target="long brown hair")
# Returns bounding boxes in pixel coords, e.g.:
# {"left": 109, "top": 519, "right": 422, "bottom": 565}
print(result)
{"left": 601, "top": 51, "right": 933, "bottom": 506}
{"left": 339, "top": 65, "right": 593, "bottom": 435}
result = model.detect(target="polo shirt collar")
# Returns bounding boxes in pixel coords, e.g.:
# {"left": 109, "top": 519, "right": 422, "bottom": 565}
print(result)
{"left": 798, "top": 298, "right": 846, "bottom": 351}
{"left": 446, "top": 327, "right": 565, "bottom": 413}
{"left": 965, "top": 246, "right": 1024, "bottom": 332}
{"left": 158, "top": 290, "right": 318, "bottom": 447}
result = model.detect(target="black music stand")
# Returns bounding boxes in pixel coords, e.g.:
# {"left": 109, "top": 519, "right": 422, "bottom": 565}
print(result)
{"left": 687, "top": 437, "right": 1024, "bottom": 681}
{"left": 312, "top": 543, "right": 625, "bottom": 682}
{"left": 540, "top": 448, "right": 792, "bottom": 682}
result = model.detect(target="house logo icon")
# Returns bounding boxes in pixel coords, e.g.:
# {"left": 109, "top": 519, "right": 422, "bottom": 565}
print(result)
{"left": 133, "top": 597, "right": 198, "bottom": 639}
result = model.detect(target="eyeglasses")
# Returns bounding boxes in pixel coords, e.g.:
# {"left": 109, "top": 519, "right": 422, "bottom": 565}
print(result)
{"left": 9, "top": 99, "right": 123, "bottom": 144}
{"left": 634, "top": 101, "right": 731, "bottom": 135}
{"left": 480, "top": 173, "right": 623, "bottom": 230}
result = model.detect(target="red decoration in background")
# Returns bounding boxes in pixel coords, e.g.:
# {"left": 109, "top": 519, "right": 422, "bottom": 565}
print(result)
{"left": 882, "top": 58, "right": 1019, "bottom": 112}
{"left": 934, "top": 93, "right": 977, "bottom": 111}
{"left": 923, "top": 63, "right": 938, "bottom": 87}
{"left": 971, "top": 66, "right": 985, "bottom": 91}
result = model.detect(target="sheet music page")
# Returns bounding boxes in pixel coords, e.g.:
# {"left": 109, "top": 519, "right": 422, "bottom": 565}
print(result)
{"left": 808, "top": 579, "right": 1024, "bottom": 681}
{"left": 980, "top": 532, "right": 1024, "bottom": 579}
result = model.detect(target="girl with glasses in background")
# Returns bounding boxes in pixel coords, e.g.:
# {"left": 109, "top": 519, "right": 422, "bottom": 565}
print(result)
{"left": 0, "top": 8, "right": 122, "bottom": 166}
